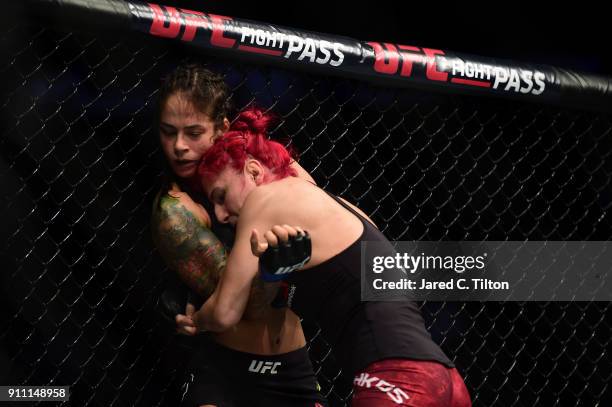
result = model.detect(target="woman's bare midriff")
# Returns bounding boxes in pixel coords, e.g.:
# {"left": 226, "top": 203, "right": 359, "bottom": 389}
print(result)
{"left": 213, "top": 307, "right": 305, "bottom": 355}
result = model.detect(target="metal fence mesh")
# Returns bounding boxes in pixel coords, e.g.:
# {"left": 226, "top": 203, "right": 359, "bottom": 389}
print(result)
{"left": 1, "top": 23, "right": 611, "bottom": 406}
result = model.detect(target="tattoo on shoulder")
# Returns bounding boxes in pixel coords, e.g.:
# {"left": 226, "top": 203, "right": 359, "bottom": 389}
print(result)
{"left": 152, "top": 193, "right": 226, "bottom": 299}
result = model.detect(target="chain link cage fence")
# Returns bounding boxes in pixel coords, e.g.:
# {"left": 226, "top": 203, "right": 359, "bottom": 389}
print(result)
{"left": 1, "top": 7, "right": 612, "bottom": 407}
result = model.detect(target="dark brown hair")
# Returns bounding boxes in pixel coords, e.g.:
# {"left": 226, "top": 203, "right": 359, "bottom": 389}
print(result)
{"left": 158, "top": 63, "right": 231, "bottom": 130}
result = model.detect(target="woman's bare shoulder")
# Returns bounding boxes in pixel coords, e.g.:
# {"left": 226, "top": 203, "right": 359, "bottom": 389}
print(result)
{"left": 246, "top": 177, "right": 319, "bottom": 207}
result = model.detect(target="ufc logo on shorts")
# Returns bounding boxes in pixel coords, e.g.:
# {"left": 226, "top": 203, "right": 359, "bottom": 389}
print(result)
{"left": 248, "top": 360, "right": 281, "bottom": 374}
{"left": 354, "top": 373, "right": 409, "bottom": 404}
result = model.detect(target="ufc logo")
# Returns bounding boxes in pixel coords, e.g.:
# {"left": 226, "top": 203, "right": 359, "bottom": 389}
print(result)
{"left": 248, "top": 360, "right": 281, "bottom": 375}
{"left": 274, "top": 257, "right": 310, "bottom": 276}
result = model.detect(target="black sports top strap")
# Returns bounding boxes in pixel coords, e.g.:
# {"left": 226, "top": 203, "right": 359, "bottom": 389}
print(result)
{"left": 325, "top": 192, "right": 372, "bottom": 227}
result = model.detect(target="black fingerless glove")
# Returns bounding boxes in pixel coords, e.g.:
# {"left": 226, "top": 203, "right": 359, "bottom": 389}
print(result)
{"left": 156, "top": 275, "right": 203, "bottom": 327}
{"left": 157, "top": 279, "right": 187, "bottom": 325}
{"left": 260, "top": 231, "right": 311, "bottom": 282}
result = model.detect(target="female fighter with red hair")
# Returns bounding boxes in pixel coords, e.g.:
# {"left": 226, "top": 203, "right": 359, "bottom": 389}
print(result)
{"left": 193, "top": 107, "right": 472, "bottom": 406}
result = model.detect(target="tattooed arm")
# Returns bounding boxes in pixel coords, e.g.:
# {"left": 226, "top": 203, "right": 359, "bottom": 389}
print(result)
{"left": 152, "top": 187, "right": 226, "bottom": 300}
{"left": 152, "top": 185, "right": 270, "bottom": 321}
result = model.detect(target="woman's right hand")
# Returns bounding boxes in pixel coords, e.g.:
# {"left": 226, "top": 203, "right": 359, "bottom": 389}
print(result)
{"left": 250, "top": 225, "right": 311, "bottom": 282}
{"left": 250, "top": 225, "right": 305, "bottom": 257}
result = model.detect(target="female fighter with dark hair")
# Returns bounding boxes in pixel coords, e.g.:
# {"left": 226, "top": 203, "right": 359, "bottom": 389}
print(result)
{"left": 151, "top": 63, "right": 325, "bottom": 407}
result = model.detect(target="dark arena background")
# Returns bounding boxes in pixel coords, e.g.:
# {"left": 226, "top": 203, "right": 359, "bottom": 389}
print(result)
{"left": 1, "top": 1, "right": 611, "bottom": 406}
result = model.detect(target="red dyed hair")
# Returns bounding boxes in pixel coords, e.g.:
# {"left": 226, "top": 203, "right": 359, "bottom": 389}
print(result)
{"left": 198, "top": 107, "right": 297, "bottom": 184}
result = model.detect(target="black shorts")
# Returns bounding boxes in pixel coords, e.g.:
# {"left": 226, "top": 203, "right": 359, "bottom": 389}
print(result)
{"left": 180, "top": 337, "right": 327, "bottom": 407}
